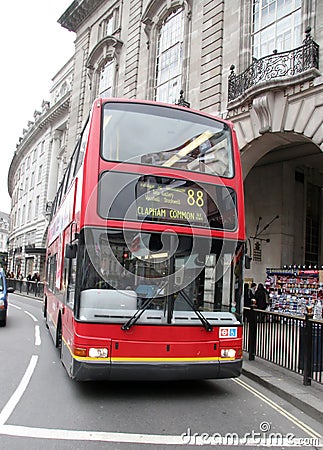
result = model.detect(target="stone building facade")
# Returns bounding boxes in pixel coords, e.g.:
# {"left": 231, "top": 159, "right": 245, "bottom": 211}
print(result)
{"left": 7, "top": 59, "right": 73, "bottom": 278}
{"left": 8, "top": 0, "right": 323, "bottom": 283}
{"left": 58, "top": 0, "right": 323, "bottom": 283}
{"left": 0, "top": 212, "right": 9, "bottom": 269}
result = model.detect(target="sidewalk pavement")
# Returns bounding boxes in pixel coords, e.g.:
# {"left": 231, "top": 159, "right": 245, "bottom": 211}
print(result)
{"left": 242, "top": 352, "right": 323, "bottom": 423}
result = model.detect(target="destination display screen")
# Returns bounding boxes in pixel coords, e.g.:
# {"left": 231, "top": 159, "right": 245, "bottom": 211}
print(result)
{"left": 98, "top": 172, "right": 237, "bottom": 230}
{"left": 135, "top": 179, "right": 209, "bottom": 226}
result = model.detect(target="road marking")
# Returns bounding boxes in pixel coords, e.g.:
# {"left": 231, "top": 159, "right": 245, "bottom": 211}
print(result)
{"left": 0, "top": 424, "right": 321, "bottom": 446}
{"left": 0, "top": 355, "right": 38, "bottom": 426}
{"left": 10, "top": 304, "right": 21, "bottom": 310}
{"left": 35, "top": 325, "right": 41, "bottom": 346}
{"left": 0, "top": 425, "right": 184, "bottom": 445}
{"left": 233, "top": 377, "right": 322, "bottom": 441}
{"left": 0, "top": 373, "right": 321, "bottom": 445}
{"left": 24, "top": 310, "right": 38, "bottom": 322}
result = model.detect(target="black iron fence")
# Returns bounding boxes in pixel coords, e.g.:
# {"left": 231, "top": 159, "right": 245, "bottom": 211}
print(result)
{"left": 228, "top": 27, "right": 319, "bottom": 102}
{"left": 244, "top": 306, "right": 323, "bottom": 385}
{"left": 7, "top": 278, "right": 44, "bottom": 299}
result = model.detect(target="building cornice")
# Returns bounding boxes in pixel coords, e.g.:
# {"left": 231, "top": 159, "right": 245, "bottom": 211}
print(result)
{"left": 58, "top": 0, "right": 104, "bottom": 32}
{"left": 8, "top": 94, "right": 70, "bottom": 197}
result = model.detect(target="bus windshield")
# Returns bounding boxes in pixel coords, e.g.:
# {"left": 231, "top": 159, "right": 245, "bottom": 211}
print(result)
{"left": 76, "top": 228, "right": 243, "bottom": 324}
{"left": 101, "top": 102, "right": 234, "bottom": 177}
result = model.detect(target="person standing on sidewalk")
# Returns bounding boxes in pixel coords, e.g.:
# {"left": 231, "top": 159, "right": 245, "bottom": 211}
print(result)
{"left": 250, "top": 282, "right": 257, "bottom": 300}
{"left": 254, "top": 283, "right": 269, "bottom": 310}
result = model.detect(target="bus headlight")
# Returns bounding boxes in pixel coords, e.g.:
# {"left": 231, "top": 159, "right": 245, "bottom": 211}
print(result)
{"left": 0, "top": 299, "right": 5, "bottom": 309}
{"left": 221, "top": 349, "right": 236, "bottom": 358}
{"left": 89, "top": 348, "right": 108, "bottom": 358}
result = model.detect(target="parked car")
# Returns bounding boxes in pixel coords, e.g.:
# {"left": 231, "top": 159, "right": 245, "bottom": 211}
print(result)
{"left": 0, "top": 269, "right": 14, "bottom": 327}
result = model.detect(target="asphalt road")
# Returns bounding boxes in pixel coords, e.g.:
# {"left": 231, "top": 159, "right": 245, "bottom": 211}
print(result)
{"left": 0, "top": 293, "right": 322, "bottom": 449}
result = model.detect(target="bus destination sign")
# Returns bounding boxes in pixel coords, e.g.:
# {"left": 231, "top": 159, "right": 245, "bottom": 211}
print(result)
{"left": 98, "top": 171, "right": 237, "bottom": 230}
{"left": 135, "top": 179, "right": 208, "bottom": 225}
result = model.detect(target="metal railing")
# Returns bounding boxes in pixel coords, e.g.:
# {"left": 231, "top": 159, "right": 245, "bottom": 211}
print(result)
{"left": 244, "top": 306, "right": 323, "bottom": 385}
{"left": 228, "top": 27, "right": 319, "bottom": 102}
{"left": 7, "top": 278, "right": 44, "bottom": 299}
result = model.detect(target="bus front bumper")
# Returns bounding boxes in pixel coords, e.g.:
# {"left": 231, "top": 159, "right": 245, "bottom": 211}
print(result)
{"left": 70, "top": 358, "right": 242, "bottom": 381}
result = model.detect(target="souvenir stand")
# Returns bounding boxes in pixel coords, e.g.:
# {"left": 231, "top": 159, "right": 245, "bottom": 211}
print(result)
{"left": 265, "top": 268, "right": 323, "bottom": 317}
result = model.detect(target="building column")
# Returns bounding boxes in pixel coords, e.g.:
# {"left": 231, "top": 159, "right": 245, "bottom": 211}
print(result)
{"left": 47, "top": 130, "right": 62, "bottom": 202}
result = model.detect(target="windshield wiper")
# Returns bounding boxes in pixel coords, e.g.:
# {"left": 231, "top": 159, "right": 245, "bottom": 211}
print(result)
{"left": 121, "top": 282, "right": 168, "bottom": 331}
{"left": 121, "top": 282, "right": 213, "bottom": 332}
{"left": 177, "top": 289, "right": 213, "bottom": 332}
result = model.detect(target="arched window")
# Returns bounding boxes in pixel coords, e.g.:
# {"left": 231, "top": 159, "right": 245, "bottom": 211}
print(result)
{"left": 142, "top": 1, "right": 191, "bottom": 103}
{"left": 86, "top": 36, "right": 123, "bottom": 101}
{"left": 99, "top": 60, "right": 115, "bottom": 98}
{"left": 155, "top": 8, "right": 184, "bottom": 103}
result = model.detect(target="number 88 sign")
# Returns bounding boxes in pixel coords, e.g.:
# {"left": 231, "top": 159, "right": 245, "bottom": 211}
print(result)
{"left": 186, "top": 189, "right": 204, "bottom": 207}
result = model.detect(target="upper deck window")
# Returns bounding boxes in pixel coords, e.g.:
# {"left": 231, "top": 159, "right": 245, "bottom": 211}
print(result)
{"left": 101, "top": 102, "right": 234, "bottom": 178}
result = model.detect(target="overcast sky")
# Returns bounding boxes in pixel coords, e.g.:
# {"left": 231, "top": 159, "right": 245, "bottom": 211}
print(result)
{"left": 0, "top": 0, "right": 75, "bottom": 214}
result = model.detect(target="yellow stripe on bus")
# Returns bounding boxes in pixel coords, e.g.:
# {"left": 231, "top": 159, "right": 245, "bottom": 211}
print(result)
{"left": 61, "top": 334, "right": 237, "bottom": 363}
{"left": 72, "top": 355, "right": 236, "bottom": 363}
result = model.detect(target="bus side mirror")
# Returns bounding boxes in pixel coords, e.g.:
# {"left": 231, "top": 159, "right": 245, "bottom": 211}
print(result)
{"left": 65, "top": 243, "right": 77, "bottom": 259}
{"left": 245, "top": 255, "right": 252, "bottom": 269}
{"left": 7, "top": 287, "right": 15, "bottom": 294}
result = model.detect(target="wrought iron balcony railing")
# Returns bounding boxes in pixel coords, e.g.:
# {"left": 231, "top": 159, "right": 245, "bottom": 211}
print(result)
{"left": 228, "top": 27, "right": 319, "bottom": 102}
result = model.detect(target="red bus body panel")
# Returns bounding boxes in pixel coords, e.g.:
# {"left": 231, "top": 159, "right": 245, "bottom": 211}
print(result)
{"left": 45, "top": 98, "right": 245, "bottom": 381}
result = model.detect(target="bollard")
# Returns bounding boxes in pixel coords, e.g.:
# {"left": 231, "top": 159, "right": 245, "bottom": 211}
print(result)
{"left": 303, "top": 305, "right": 313, "bottom": 386}
{"left": 248, "top": 300, "right": 257, "bottom": 361}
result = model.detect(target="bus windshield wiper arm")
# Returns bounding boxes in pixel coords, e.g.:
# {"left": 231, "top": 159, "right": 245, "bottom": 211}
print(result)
{"left": 121, "top": 282, "right": 168, "bottom": 331}
{"left": 177, "top": 289, "right": 213, "bottom": 332}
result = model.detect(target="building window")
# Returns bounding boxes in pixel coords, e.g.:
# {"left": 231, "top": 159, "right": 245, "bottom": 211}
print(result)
{"left": 34, "top": 196, "right": 40, "bottom": 218}
{"left": 105, "top": 15, "right": 114, "bottom": 35}
{"left": 99, "top": 60, "right": 115, "bottom": 98}
{"left": 30, "top": 172, "right": 35, "bottom": 188}
{"left": 252, "top": 0, "right": 302, "bottom": 59}
{"left": 86, "top": 35, "right": 123, "bottom": 102}
{"left": 154, "top": 8, "right": 184, "bottom": 104}
{"left": 100, "top": 8, "right": 119, "bottom": 39}
{"left": 38, "top": 165, "right": 42, "bottom": 183}
{"left": 27, "top": 200, "right": 32, "bottom": 222}
{"left": 40, "top": 141, "right": 45, "bottom": 155}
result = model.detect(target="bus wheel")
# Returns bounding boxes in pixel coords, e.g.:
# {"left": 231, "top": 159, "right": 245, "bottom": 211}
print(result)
{"left": 0, "top": 316, "right": 6, "bottom": 327}
{"left": 56, "top": 317, "right": 62, "bottom": 351}
{"left": 44, "top": 299, "right": 49, "bottom": 329}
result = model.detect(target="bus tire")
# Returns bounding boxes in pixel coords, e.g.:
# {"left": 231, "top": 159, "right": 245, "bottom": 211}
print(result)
{"left": 44, "top": 298, "right": 49, "bottom": 329}
{"left": 56, "top": 315, "right": 62, "bottom": 352}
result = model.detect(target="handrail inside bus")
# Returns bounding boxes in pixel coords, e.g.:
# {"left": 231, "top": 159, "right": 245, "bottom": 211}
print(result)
{"left": 161, "top": 130, "right": 214, "bottom": 167}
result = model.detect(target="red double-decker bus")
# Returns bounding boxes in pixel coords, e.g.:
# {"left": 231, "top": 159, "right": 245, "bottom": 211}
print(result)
{"left": 44, "top": 98, "right": 245, "bottom": 381}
